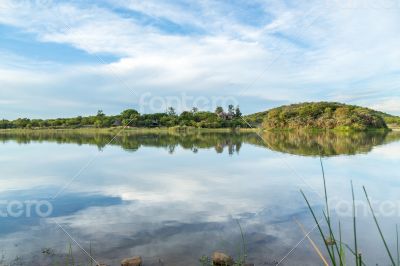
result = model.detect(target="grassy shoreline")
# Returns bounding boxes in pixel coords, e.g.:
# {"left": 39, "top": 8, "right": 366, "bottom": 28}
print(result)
{"left": 0, "top": 113, "right": 397, "bottom": 135}
{"left": 0, "top": 126, "right": 259, "bottom": 134}
{"left": 0, "top": 125, "right": 396, "bottom": 135}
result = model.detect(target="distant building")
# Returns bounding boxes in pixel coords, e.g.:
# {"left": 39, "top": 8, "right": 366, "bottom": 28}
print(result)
{"left": 112, "top": 119, "right": 122, "bottom": 127}
{"left": 217, "top": 112, "right": 234, "bottom": 120}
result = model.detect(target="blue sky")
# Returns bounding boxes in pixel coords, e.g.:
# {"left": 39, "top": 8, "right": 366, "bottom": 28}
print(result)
{"left": 1, "top": 0, "right": 400, "bottom": 119}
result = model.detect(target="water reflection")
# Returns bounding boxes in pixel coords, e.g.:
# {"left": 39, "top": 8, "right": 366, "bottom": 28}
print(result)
{"left": 0, "top": 131, "right": 250, "bottom": 155}
{"left": 0, "top": 188, "right": 122, "bottom": 236}
{"left": 260, "top": 130, "right": 400, "bottom": 156}
{"left": 1, "top": 129, "right": 400, "bottom": 156}
{"left": 0, "top": 130, "right": 399, "bottom": 265}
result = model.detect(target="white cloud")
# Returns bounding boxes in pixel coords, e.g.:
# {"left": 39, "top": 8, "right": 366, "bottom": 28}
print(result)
{"left": 371, "top": 98, "right": 400, "bottom": 114}
{"left": 0, "top": 0, "right": 399, "bottom": 117}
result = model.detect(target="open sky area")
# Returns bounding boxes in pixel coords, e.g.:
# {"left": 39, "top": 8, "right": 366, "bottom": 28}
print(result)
{"left": 1, "top": 0, "right": 400, "bottom": 119}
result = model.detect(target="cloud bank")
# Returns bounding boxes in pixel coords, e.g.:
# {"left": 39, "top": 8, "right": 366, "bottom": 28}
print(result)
{"left": 0, "top": 0, "right": 400, "bottom": 118}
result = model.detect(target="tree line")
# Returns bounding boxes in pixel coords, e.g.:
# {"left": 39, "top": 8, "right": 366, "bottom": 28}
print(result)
{"left": 0, "top": 105, "right": 250, "bottom": 129}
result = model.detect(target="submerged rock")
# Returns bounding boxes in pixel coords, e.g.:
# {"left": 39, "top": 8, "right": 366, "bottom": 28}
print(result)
{"left": 212, "top": 252, "right": 234, "bottom": 266}
{"left": 121, "top": 256, "right": 142, "bottom": 266}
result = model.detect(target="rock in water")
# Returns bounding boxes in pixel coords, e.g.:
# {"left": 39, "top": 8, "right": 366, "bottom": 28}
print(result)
{"left": 121, "top": 256, "right": 142, "bottom": 266}
{"left": 212, "top": 252, "right": 234, "bottom": 266}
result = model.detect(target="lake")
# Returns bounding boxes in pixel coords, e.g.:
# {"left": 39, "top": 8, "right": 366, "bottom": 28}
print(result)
{"left": 0, "top": 130, "right": 400, "bottom": 265}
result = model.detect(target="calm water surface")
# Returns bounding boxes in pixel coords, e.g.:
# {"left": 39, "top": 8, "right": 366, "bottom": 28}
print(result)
{"left": 0, "top": 130, "right": 400, "bottom": 265}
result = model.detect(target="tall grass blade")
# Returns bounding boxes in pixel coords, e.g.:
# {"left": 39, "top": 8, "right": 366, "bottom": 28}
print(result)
{"left": 319, "top": 156, "right": 330, "bottom": 224}
{"left": 341, "top": 242, "right": 366, "bottom": 266}
{"left": 300, "top": 189, "right": 336, "bottom": 265}
{"left": 319, "top": 156, "right": 336, "bottom": 262}
{"left": 351, "top": 181, "right": 359, "bottom": 266}
{"left": 363, "top": 186, "right": 396, "bottom": 265}
{"left": 322, "top": 211, "right": 343, "bottom": 266}
{"left": 339, "top": 221, "right": 345, "bottom": 266}
{"left": 236, "top": 219, "right": 247, "bottom": 265}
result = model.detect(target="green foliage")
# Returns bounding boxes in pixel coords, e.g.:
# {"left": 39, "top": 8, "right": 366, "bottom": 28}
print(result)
{"left": 120, "top": 109, "right": 140, "bottom": 126}
{"left": 235, "top": 106, "right": 242, "bottom": 118}
{"left": 262, "top": 102, "right": 389, "bottom": 131}
{"left": 228, "top": 104, "right": 235, "bottom": 116}
{"left": 215, "top": 106, "right": 224, "bottom": 114}
{"left": 167, "top": 106, "right": 177, "bottom": 116}
{"left": 383, "top": 115, "right": 400, "bottom": 126}
{"left": 0, "top": 106, "right": 247, "bottom": 130}
{"left": 1, "top": 102, "right": 397, "bottom": 131}
{"left": 242, "top": 111, "right": 268, "bottom": 127}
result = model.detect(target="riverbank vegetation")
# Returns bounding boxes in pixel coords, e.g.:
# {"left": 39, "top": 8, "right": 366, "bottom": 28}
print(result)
{"left": 262, "top": 102, "right": 391, "bottom": 131}
{"left": 0, "top": 105, "right": 249, "bottom": 130}
{"left": 302, "top": 160, "right": 400, "bottom": 266}
{"left": 1, "top": 102, "right": 399, "bottom": 131}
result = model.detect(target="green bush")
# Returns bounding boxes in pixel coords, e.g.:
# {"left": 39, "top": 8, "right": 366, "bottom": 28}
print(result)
{"left": 262, "top": 102, "right": 389, "bottom": 131}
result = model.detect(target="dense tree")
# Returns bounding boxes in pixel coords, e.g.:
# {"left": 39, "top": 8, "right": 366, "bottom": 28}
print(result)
{"left": 121, "top": 109, "right": 139, "bottom": 119}
{"left": 1, "top": 102, "right": 396, "bottom": 130}
{"left": 235, "top": 106, "right": 242, "bottom": 118}
{"left": 121, "top": 109, "right": 140, "bottom": 126}
{"left": 215, "top": 106, "right": 224, "bottom": 115}
{"left": 228, "top": 105, "right": 235, "bottom": 116}
{"left": 167, "top": 107, "right": 176, "bottom": 116}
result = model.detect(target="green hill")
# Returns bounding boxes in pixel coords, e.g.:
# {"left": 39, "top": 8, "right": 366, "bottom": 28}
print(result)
{"left": 261, "top": 102, "right": 391, "bottom": 131}
{"left": 242, "top": 111, "right": 268, "bottom": 126}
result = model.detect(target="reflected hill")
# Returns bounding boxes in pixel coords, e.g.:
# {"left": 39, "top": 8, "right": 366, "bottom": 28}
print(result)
{"left": 0, "top": 129, "right": 399, "bottom": 157}
{"left": 256, "top": 130, "right": 400, "bottom": 157}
